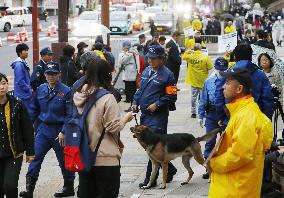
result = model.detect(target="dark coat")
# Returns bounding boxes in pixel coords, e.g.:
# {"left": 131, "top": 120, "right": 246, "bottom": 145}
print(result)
{"left": 59, "top": 55, "right": 79, "bottom": 87}
{"left": 165, "top": 39, "right": 181, "bottom": 74}
{"left": 254, "top": 40, "right": 275, "bottom": 51}
{"left": 6, "top": 94, "right": 34, "bottom": 158}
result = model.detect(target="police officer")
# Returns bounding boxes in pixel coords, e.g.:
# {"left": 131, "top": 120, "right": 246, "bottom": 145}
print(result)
{"left": 20, "top": 62, "right": 75, "bottom": 198}
{"left": 30, "top": 47, "right": 53, "bottom": 92}
{"left": 132, "top": 45, "right": 177, "bottom": 188}
{"left": 197, "top": 57, "right": 228, "bottom": 179}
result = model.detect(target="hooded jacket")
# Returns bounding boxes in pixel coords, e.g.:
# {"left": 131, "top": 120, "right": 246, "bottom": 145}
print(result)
{"left": 73, "top": 84, "right": 125, "bottom": 166}
{"left": 59, "top": 55, "right": 79, "bottom": 87}
{"left": 11, "top": 57, "right": 32, "bottom": 100}
{"left": 209, "top": 96, "right": 273, "bottom": 198}
{"left": 215, "top": 60, "right": 274, "bottom": 120}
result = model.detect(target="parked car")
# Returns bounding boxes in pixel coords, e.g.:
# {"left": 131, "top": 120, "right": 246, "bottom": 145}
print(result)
{"left": 73, "top": 11, "right": 101, "bottom": 28}
{"left": 0, "top": 13, "right": 12, "bottom": 32}
{"left": 110, "top": 11, "right": 132, "bottom": 35}
{"left": 131, "top": 3, "right": 146, "bottom": 11}
{"left": 153, "top": 12, "right": 174, "bottom": 34}
{"left": 5, "top": 7, "right": 32, "bottom": 27}
{"left": 131, "top": 12, "right": 143, "bottom": 31}
{"left": 144, "top": 6, "right": 163, "bottom": 23}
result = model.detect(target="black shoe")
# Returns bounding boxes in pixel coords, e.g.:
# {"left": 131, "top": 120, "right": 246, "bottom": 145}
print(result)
{"left": 191, "top": 113, "right": 197, "bottom": 118}
{"left": 202, "top": 172, "right": 209, "bottom": 179}
{"left": 166, "top": 169, "right": 177, "bottom": 183}
{"left": 54, "top": 180, "right": 75, "bottom": 197}
{"left": 19, "top": 176, "right": 37, "bottom": 198}
{"left": 138, "top": 180, "right": 157, "bottom": 188}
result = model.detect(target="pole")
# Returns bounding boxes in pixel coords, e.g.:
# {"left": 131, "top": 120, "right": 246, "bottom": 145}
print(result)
{"left": 101, "top": 0, "right": 109, "bottom": 45}
{"left": 58, "top": 0, "right": 68, "bottom": 42}
{"left": 32, "top": 0, "right": 39, "bottom": 67}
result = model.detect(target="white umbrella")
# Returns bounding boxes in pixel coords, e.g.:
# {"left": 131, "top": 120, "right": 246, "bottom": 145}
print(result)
{"left": 242, "top": 4, "right": 251, "bottom": 10}
{"left": 71, "top": 23, "right": 111, "bottom": 37}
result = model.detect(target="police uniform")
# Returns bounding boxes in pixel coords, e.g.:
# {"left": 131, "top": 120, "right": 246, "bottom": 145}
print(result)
{"left": 24, "top": 62, "right": 75, "bottom": 197}
{"left": 133, "top": 45, "right": 177, "bottom": 187}
{"left": 30, "top": 47, "right": 53, "bottom": 91}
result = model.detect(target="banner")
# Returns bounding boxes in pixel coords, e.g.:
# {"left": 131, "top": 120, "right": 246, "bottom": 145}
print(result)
{"left": 218, "top": 32, "right": 237, "bottom": 53}
{"left": 183, "top": 26, "right": 195, "bottom": 37}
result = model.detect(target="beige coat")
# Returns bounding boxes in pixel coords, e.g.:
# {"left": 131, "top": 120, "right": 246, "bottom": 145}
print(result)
{"left": 73, "top": 84, "right": 125, "bottom": 166}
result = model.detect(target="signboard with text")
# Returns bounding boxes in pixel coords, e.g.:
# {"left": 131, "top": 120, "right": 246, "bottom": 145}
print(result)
{"left": 218, "top": 32, "right": 237, "bottom": 53}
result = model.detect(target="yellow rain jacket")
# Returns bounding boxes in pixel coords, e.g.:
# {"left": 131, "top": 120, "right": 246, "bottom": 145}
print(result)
{"left": 94, "top": 50, "right": 106, "bottom": 61}
{"left": 224, "top": 25, "right": 236, "bottom": 34}
{"left": 192, "top": 19, "right": 202, "bottom": 31}
{"left": 184, "top": 37, "right": 206, "bottom": 50}
{"left": 183, "top": 20, "right": 191, "bottom": 28}
{"left": 209, "top": 96, "right": 273, "bottom": 198}
{"left": 183, "top": 50, "right": 213, "bottom": 88}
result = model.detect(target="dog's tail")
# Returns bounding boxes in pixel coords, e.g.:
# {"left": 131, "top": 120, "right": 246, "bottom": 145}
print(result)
{"left": 196, "top": 128, "right": 222, "bottom": 142}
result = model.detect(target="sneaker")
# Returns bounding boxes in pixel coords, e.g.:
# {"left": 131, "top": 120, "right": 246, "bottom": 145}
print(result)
{"left": 202, "top": 172, "right": 209, "bottom": 179}
{"left": 138, "top": 181, "right": 157, "bottom": 189}
{"left": 191, "top": 113, "right": 197, "bottom": 118}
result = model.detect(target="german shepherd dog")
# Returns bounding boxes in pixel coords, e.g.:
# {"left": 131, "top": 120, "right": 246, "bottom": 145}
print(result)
{"left": 130, "top": 125, "right": 221, "bottom": 189}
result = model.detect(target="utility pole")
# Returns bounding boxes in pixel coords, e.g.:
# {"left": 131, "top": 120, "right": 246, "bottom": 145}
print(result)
{"left": 32, "top": 0, "right": 39, "bottom": 66}
{"left": 101, "top": 0, "right": 109, "bottom": 45}
{"left": 51, "top": 0, "right": 68, "bottom": 61}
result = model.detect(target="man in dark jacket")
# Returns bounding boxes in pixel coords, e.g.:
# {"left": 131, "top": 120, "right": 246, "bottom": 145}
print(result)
{"left": 0, "top": 73, "right": 34, "bottom": 198}
{"left": 165, "top": 31, "right": 182, "bottom": 84}
{"left": 75, "top": 42, "right": 88, "bottom": 73}
{"left": 59, "top": 45, "right": 79, "bottom": 87}
{"left": 215, "top": 44, "right": 274, "bottom": 123}
{"left": 254, "top": 30, "right": 275, "bottom": 51}
{"left": 30, "top": 47, "right": 53, "bottom": 92}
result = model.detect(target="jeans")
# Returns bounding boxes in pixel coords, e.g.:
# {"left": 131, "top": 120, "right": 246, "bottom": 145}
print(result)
{"left": 0, "top": 156, "right": 23, "bottom": 198}
{"left": 78, "top": 166, "right": 120, "bottom": 198}
{"left": 191, "top": 86, "right": 202, "bottom": 114}
{"left": 124, "top": 80, "right": 136, "bottom": 103}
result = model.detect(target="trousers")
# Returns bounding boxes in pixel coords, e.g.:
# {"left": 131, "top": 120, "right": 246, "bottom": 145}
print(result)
{"left": 191, "top": 86, "right": 202, "bottom": 114}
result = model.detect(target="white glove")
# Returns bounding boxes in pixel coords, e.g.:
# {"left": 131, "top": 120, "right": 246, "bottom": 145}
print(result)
{"left": 198, "top": 118, "right": 204, "bottom": 128}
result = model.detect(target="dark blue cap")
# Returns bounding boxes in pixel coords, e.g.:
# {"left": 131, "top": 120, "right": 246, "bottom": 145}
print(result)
{"left": 40, "top": 47, "right": 53, "bottom": 56}
{"left": 214, "top": 57, "right": 228, "bottom": 71}
{"left": 146, "top": 45, "right": 165, "bottom": 58}
{"left": 45, "top": 61, "right": 60, "bottom": 74}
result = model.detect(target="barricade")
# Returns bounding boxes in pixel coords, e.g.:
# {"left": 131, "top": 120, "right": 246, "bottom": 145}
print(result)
{"left": 7, "top": 33, "right": 17, "bottom": 42}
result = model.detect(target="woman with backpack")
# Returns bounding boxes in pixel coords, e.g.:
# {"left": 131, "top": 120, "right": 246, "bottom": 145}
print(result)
{"left": 73, "top": 58, "right": 133, "bottom": 198}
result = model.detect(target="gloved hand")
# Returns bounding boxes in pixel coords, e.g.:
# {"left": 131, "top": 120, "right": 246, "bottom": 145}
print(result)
{"left": 198, "top": 118, "right": 204, "bottom": 128}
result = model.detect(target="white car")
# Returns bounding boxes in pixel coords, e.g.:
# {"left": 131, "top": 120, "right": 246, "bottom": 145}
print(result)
{"left": 131, "top": 3, "right": 146, "bottom": 11}
{"left": 5, "top": 7, "right": 32, "bottom": 27}
{"left": 0, "top": 14, "right": 12, "bottom": 32}
{"left": 73, "top": 11, "right": 101, "bottom": 29}
{"left": 144, "top": 6, "right": 163, "bottom": 23}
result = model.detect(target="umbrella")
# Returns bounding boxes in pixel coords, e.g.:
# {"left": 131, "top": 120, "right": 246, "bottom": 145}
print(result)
{"left": 222, "top": 13, "right": 234, "bottom": 21}
{"left": 248, "top": 9, "right": 264, "bottom": 17}
{"left": 71, "top": 23, "right": 111, "bottom": 37}
{"left": 242, "top": 4, "right": 251, "bottom": 10}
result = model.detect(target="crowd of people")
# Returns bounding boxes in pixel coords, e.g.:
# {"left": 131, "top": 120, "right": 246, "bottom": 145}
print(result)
{"left": 1, "top": 10, "right": 284, "bottom": 197}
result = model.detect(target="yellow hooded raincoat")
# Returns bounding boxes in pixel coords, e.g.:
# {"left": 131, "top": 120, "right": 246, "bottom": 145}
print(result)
{"left": 209, "top": 96, "right": 273, "bottom": 198}
{"left": 183, "top": 50, "right": 213, "bottom": 88}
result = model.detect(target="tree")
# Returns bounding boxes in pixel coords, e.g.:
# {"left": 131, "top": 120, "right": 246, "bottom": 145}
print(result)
{"left": 253, "top": 0, "right": 278, "bottom": 8}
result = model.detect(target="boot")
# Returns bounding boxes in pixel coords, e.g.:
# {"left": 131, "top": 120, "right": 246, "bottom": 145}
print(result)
{"left": 54, "top": 180, "right": 75, "bottom": 197}
{"left": 19, "top": 176, "right": 37, "bottom": 198}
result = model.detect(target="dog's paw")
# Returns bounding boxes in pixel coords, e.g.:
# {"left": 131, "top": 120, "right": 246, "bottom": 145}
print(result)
{"left": 181, "top": 181, "right": 188, "bottom": 185}
{"left": 159, "top": 184, "right": 166, "bottom": 189}
{"left": 140, "top": 185, "right": 150, "bottom": 189}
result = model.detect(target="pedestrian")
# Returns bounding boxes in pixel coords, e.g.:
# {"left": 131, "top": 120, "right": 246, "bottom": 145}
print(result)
{"left": 19, "top": 62, "right": 75, "bottom": 198}
{"left": 0, "top": 73, "right": 34, "bottom": 198}
{"left": 73, "top": 58, "right": 133, "bottom": 198}
{"left": 183, "top": 43, "right": 213, "bottom": 118}
{"left": 241, "top": 29, "right": 253, "bottom": 44}
{"left": 75, "top": 41, "right": 88, "bottom": 74}
{"left": 198, "top": 57, "right": 228, "bottom": 179}
{"left": 158, "top": 35, "right": 166, "bottom": 47}
{"left": 235, "top": 13, "right": 244, "bottom": 40}
{"left": 258, "top": 53, "right": 283, "bottom": 102}
{"left": 30, "top": 47, "right": 53, "bottom": 92}
{"left": 206, "top": 68, "right": 273, "bottom": 198}
{"left": 118, "top": 41, "right": 139, "bottom": 103}
{"left": 91, "top": 42, "right": 106, "bottom": 60}
{"left": 224, "top": 21, "right": 236, "bottom": 34}
{"left": 11, "top": 43, "right": 33, "bottom": 115}
{"left": 131, "top": 45, "right": 177, "bottom": 188}
{"left": 184, "top": 30, "right": 206, "bottom": 50}
{"left": 165, "top": 31, "right": 182, "bottom": 84}
{"left": 254, "top": 30, "right": 275, "bottom": 51}
{"left": 273, "top": 16, "right": 284, "bottom": 47}
{"left": 212, "top": 16, "right": 221, "bottom": 35}
{"left": 59, "top": 44, "right": 79, "bottom": 87}
{"left": 215, "top": 44, "right": 275, "bottom": 121}
{"left": 253, "top": 16, "right": 262, "bottom": 31}
{"left": 263, "top": 16, "right": 273, "bottom": 35}
{"left": 192, "top": 16, "right": 202, "bottom": 31}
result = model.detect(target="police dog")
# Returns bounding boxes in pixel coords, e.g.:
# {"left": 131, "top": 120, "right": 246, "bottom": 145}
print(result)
{"left": 130, "top": 125, "right": 221, "bottom": 189}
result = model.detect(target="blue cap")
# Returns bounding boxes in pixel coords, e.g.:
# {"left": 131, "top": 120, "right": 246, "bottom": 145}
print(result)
{"left": 146, "top": 45, "right": 165, "bottom": 58}
{"left": 214, "top": 57, "right": 228, "bottom": 71}
{"left": 40, "top": 47, "right": 53, "bottom": 56}
{"left": 44, "top": 61, "right": 60, "bottom": 74}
